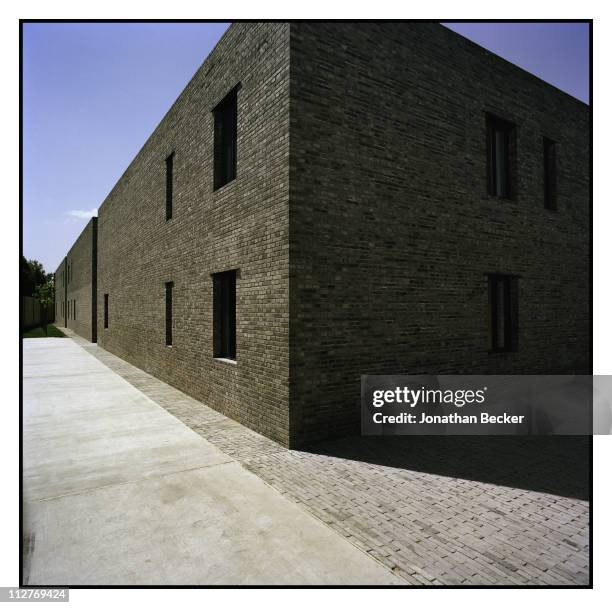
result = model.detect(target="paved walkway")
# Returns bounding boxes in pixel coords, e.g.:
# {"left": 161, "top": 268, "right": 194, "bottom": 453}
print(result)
{"left": 23, "top": 338, "right": 399, "bottom": 585}
{"left": 26, "top": 332, "right": 591, "bottom": 585}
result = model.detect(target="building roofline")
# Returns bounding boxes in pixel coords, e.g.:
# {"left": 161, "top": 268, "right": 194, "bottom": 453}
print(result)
{"left": 55, "top": 216, "right": 97, "bottom": 270}
{"left": 94, "top": 20, "right": 589, "bottom": 223}
{"left": 96, "top": 22, "right": 237, "bottom": 219}
{"left": 439, "top": 22, "right": 590, "bottom": 108}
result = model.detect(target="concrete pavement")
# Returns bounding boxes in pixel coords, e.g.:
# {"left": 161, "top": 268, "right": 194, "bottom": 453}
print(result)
{"left": 24, "top": 335, "right": 589, "bottom": 585}
{"left": 22, "top": 338, "right": 399, "bottom": 585}
{"left": 69, "top": 330, "right": 590, "bottom": 586}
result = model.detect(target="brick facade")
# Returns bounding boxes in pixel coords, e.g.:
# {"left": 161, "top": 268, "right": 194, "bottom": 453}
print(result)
{"left": 96, "top": 23, "right": 291, "bottom": 445}
{"left": 54, "top": 259, "right": 66, "bottom": 329}
{"left": 54, "top": 23, "right": 590, "bottom": 447}
{"left": 55, "top": 218, "right": 97, "bottom": 342}
{"left": 288, "top": 23, "right": 590, "bottom": 445}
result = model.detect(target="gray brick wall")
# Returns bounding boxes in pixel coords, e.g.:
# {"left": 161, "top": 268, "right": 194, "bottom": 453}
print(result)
{"left": 54, "top": 259, "right": 66, "bottom": 328}
{"left": 96, "top": 23, "right": 291, "bottom": 445}
{"left": 288, "top": 23, "right": 590, "bottom": 445}
{"left": 59, "top": 218, "right": 97, "bottom": 341}
{"left": 53, "top": 22, "right": 590, "bottom": 449}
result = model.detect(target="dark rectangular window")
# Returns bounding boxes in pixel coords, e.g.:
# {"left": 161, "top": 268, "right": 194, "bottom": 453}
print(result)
{"left": 213, "top": 270, "right": 236, "bottom": 360}
{"left": 165, "top": 152, "right": 174, "bottom": 220}
{"left": 74, "top": 300, "right": 76, "bottom": 320}
{"left": 165, "top": 282, "right": 173, "bottom": 346}
{"left": 213, "top": 88, "right": 238, "bottom": 190}
{"left": 488, "top": 274, "right": 518, "bottom": 352}
{"left": 104, "top": 294, "right": 109, "bottom": 329}
{"left": 544, "top": 137, "right": 557, "bottom": 210}
{"left": 487, "top": 115, "right": 515, "bottom": 199}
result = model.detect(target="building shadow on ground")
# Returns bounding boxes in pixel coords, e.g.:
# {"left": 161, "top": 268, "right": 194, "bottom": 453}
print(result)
{"left": 303, "top": 435, "right": 590, "bottom": 500}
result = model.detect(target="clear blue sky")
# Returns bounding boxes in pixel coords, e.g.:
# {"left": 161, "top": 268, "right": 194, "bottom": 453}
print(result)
{"left": 443, "top": 22, "right": 589, "bottom": 103}
{"left": 22, "top": 22, "right": 590, "bottom": 273}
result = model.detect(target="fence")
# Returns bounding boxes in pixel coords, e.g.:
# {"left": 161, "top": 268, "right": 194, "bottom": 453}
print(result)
{"left": 22, "top": 296, "right": 55, "bottom": 330}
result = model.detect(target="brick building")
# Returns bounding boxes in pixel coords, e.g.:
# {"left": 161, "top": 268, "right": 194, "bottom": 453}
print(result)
{"left": 54, "top": 23, "right": 590, "bottom": 447}
{"left": 54, "top": 217, "right": 97, "bottom": 343}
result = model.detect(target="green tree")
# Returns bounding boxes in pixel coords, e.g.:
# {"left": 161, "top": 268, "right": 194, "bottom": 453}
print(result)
{"left": 33, "top": 276, "right": 55, "bottom": 336}
{"left": 21, "top": 256, "right": 47, "bottom": 297}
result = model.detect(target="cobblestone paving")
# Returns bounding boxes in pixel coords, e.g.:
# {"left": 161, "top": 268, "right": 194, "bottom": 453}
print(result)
{"left": 67, "top": 331, "right": 590, "bottom": 586}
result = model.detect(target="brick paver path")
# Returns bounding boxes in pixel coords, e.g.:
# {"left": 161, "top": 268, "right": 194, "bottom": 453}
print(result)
{"left": 67, "top": 331, "right": 590, "bottom": 586}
